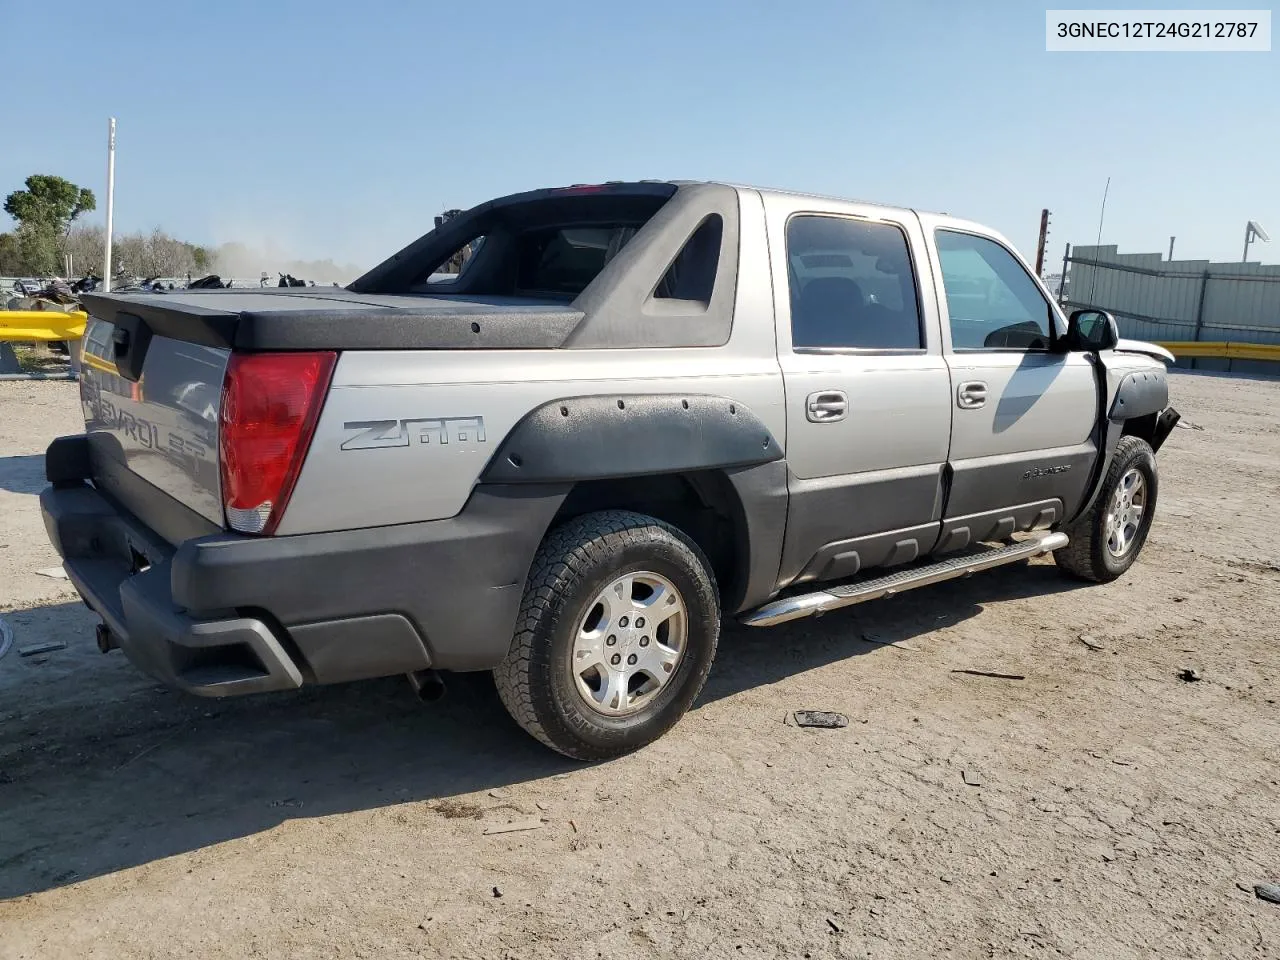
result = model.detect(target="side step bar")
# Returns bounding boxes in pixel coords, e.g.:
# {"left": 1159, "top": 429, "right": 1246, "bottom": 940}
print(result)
{"left": 741, "top": 532, "right": 1069, "bottom": 628}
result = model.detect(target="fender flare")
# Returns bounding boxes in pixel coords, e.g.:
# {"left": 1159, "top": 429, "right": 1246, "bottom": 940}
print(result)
{"left": 1108, "top": 369, "right": 1168, "bottom": 421}
{"left": 480, "top": 394, "right": 783, "bottom": 483}
{"left": 1069, "top": 365, "right": 1172, "bottom": 524}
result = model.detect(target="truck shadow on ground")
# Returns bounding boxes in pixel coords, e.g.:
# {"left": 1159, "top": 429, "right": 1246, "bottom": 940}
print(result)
{"left": 0, "top": 562, "right": 1083, "bottom": 901}
{"left": 0, "top": 455, "right": 45, "bottom": 495}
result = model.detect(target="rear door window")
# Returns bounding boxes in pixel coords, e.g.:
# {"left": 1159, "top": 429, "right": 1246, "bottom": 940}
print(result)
{"left": 786, "top": 216, "right": 923, "bottom": 350}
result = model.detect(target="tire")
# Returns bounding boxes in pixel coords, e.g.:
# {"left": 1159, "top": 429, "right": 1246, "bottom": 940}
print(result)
{"left": 1055, "top": 435, "right": 1158, "bottom": 583}
{"left": 494, "top": 510, "right": 720, "bottom": 760}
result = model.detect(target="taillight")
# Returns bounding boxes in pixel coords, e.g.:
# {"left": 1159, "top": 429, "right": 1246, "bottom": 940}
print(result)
{"left": 219, "top": 351, "right": 336, "bottom": 535}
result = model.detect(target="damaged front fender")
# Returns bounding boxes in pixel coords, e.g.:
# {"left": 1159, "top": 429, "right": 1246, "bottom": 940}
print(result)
{"left": 1150, "top": 406, "right": 1181, "bottom": 453}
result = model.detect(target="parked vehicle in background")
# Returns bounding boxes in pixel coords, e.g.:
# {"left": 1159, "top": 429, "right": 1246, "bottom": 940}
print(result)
{"left": 41, "top": 181, "right": 1180, "bottom": 759}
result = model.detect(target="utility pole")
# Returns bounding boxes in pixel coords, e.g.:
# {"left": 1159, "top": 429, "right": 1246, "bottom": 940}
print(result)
{"left": 1034, "top": 209, "right": 1051, "bottom": 277}
{"left": 103, "top": 118, "right": 116, "bottom": 292}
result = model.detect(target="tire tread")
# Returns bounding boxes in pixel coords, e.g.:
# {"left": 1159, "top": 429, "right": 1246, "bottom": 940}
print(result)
{"left": 494, "top": 510, "right": 718, "bottom": 760}
{"left": 1056, "top": 435, "right": 1156, "bottom": 582}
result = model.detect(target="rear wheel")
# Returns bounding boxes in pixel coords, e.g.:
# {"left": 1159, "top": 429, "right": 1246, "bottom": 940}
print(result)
{"left": 1055, "top": 435, "right": 1158, "bottom": 583}
{"left": 494, "top": 510, "right": 720, "bottom": 760}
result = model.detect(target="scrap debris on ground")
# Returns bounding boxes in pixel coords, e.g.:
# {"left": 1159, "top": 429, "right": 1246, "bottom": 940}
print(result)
{"left": 791, "top": 710, "right": 849, "bottom": 728}
{"left": 950, "top": 668, "right": 1026, "bottom": 681}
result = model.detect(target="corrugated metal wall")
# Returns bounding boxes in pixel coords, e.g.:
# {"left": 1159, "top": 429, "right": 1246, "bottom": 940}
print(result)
{"left": 1063, "top": 245, "right": 1280, "bottom": 372}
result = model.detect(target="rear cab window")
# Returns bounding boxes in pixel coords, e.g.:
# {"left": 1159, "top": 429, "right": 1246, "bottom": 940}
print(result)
{"left": 421, "top": 217, "right": 723, "bottom": 303}
{"left": 418, "top": 224, "right": 645, "bottom": 299}
{"left": 785, "top": 215, "right": 924, "bottom": 350}
{"left": 515, "top": 226, "right": 640, "bottom": 297}
{"left": 367, "top": 185, "right": 680, "bottom": 300}
{"left": 349, "top": 181, "right": 737, "bottom": 348}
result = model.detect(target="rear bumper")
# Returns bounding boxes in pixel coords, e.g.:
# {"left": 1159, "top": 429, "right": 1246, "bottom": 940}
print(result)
{"left": 41, "top": 440, "right": 568, "bottom": 697}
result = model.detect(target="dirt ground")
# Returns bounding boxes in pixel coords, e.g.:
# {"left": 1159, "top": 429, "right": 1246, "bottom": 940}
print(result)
{"left": 1, "top": 372, "right": 1278, "bottom": 960}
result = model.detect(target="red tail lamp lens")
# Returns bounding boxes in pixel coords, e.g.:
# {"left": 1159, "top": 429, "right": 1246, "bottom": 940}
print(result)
{"left": 219, "top": 351, "right": 335, "bottom": 535}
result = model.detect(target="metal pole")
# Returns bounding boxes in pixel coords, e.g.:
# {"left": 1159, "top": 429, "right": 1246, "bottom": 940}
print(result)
{"left": 1057, "top": 243, "right": 1070, "bottom": 304}
{"left": 1242, "top": 223, "right": 1253, "bottom": 263}
{"left": 103, "top": 118, "right": 116, "bottom": 292}
{"left": 1168, "top": 236, "right": 1175, "bottom": 261}
{"left": 1088, "top": 177, "right": 1110, "bottom": 304}
{"left": 1035, "top": 208, "right": 1050, "bottom": 276}
{"left": 1190, "top": 268, "right": 1210, "bottom": 372}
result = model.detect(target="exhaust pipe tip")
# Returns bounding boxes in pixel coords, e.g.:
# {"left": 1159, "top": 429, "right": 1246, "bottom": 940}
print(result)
{"left": 95, "top": 622, "right": 119, "bottom": 654}
{"left": 407, "top": 668, "right": 446, "bottom": 702}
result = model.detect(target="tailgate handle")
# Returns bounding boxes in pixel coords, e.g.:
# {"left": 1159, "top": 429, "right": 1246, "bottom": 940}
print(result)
{"left": 111, "top": 313, "right": 153, "bottom": 383}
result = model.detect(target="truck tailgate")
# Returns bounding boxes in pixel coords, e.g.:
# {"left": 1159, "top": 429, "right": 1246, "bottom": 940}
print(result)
{"left": 75, "top": 288, "right": 585, "bottom": 542}
{"left": 80, "top": 317, "right": 228, "bottom": 540}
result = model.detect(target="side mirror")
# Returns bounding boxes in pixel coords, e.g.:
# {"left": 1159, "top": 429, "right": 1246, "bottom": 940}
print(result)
{"left": 1067, "top": 308, "right": 1119, "bottom": 352}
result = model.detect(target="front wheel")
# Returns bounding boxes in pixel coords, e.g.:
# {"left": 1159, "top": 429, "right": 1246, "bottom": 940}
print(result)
{"left": 494, "top": 510, "right": 720, "bottom": 760}
{"left": 1055, "top": 435, "right": 1158, "bottom": 583}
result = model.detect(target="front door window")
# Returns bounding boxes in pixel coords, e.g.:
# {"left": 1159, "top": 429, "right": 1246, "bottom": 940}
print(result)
{"left": 935, "top": 230, "right": 1057, "bottom": 351}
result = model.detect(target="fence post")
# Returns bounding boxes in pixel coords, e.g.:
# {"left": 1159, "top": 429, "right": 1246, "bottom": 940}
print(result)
{"left": 1035, "top": 209, "right": 1050, "bottom": 277}
{"left": 1057, "top": 243, "right": 1071, "bottom": 305}
{"left": 1191, "top": 269, "right": 1210, "bottom": 372}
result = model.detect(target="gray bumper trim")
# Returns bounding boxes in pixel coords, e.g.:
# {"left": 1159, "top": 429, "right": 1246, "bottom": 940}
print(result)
{"left": 41, "top": 486, "right": 304, "bottom": 697}
{"left": 40, "top": 473, "right": 570, "bottom": 693}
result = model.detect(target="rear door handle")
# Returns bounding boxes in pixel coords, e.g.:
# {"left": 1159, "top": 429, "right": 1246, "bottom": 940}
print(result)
{"left": 957, "top": 381, "right": 988, "bottom": 409}
{"left": 806, "top": 390, "right": 847, "bottom": 423}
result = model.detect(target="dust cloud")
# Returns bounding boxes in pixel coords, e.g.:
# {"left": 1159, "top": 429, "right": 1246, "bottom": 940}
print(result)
{"left": 209, "top": 241, "right": 365, "bottom": 286}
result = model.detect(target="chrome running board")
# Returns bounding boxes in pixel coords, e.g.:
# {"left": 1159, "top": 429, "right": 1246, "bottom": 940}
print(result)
{"left": 741, "top": 532, "right": 1069, "bottom": 628}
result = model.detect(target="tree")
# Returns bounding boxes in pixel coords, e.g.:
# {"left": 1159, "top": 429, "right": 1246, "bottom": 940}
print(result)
{"left": 109, "top": 228, "right": 206, "bottom": 280}
{"left": 3, "top": 175, "right": 97, "bottom": 275}
{"left": 15, "top": 224, "right": 60, "bottom": 275}
{"left": 111, "top": 232, "right": 145, "bottom": 278}
{"left": 0, "top": 233, "right": 21, "bottom": 274}
{"left": 64, "top": 223, "right": 106, "bottom": 275}
{"left": 4, "top": 174, "right": 96, "bottom": 240}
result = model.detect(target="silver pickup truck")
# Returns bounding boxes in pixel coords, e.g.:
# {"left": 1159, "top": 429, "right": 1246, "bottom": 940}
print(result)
{"left": 40, "top": 181, "right": 1180, "bottom": 759}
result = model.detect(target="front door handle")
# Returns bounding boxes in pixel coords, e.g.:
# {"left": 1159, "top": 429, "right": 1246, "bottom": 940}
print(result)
{"left": 957, "top": 381, "right": 988, "bottom": 409}
{"left": 806, "top": 390, "right": 848, "bottom": 423}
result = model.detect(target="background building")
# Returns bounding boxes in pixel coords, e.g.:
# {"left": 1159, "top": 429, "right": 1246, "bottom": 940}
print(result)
{"left": 1064, "top": 245, "right": 1280, "bottom": 375}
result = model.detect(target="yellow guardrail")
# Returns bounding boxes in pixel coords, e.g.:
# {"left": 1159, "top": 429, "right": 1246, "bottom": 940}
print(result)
{"left": 1156, "top": 340, "right": 1280, "bottom": 362}
{"left": 4, "top": 313, "right": 1276, "bottom": 366}
{"left": 0, "top": 309, "right": 88, "bottom": 342}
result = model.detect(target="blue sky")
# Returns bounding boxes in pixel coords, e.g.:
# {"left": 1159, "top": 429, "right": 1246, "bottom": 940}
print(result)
{"left": 3, "top": 0, "right": 1276, "bottom": 271}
